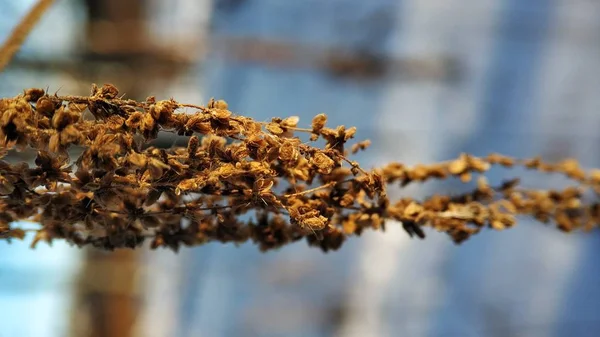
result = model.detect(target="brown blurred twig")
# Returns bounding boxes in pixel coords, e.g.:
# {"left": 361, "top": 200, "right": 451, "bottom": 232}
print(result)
{"left": 0, "top": 0, "right": 56, "bottom": 73}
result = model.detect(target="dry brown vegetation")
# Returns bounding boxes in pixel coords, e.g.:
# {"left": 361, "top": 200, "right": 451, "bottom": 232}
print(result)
{"left": 0, "top": 0, "right": 598, "bottom": 252}
{"left": 0, "top": 84, "right": 598, "bottom": 251}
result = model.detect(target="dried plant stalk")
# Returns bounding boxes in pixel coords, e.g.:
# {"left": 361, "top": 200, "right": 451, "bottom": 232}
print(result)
{"left": 0, "top": 0, "right": 56, "bottom": 72}
{"left": 0, "top": 84, "right": 598, "bottom": 252}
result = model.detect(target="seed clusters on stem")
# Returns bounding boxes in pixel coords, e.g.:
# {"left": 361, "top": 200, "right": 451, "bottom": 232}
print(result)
{"left": 0, "top": 84, "right": 598, "bottom": 252}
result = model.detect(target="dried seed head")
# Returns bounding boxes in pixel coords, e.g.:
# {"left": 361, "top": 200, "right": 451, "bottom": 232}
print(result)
{"left": 312, "top": 152, "right": 335, "bottom": 174}
{"left": 281, "top": 116, "right": 299, "bottom": 128}
{"left": 128, "top": 152, "right": 147, "bottom": 167}
{"left": 187, "top": 136, "right": 199, "bottom": 158}
{"left": 278, "top": 140, "right": 298, "bottom": 162}
{"left": 207, "top": 98, "right": 228, "bottom": 110}
{"left": 214, "top": 100, "right": 228, "bottom": 110}
{"left": 299, "top": 215, "right": 328, "bottom": 231}
{"left": 150, "top": 100, "right": 175, "bottom": 123}
{"left": 311, "top": 113, "right": 327, "bottom": 132}
{"left": 97, "top": 83, "right": 119, "bottom": 99}
{"left": 24, "top": 88, "right": 45, "bottom": 102}
{"left": 36, "top": 96, "right": 58, "bottom": 117}
{"left": 210, "top": 108, "right": 232, "bottom": 120}
{"left": 266, "top": 122, "right": 284, "bottom": 135}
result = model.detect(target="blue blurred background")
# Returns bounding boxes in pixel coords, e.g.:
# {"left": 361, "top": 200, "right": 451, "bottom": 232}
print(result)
{"left": 1, "top": 0, "right": 600, "bottom": 336}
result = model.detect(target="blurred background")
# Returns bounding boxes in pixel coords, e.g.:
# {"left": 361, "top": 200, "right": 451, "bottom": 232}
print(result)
{"left": 1, "top": 0, "right": 600, "bottom": 336}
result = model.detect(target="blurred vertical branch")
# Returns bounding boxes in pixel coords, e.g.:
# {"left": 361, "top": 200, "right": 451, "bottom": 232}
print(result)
{"left": 70, "top": 250, "right": 142, "bottom": 337}
{"left": 0, "top": 0, "right": 55, "bottom": 72}
{"left": 68, "top": 1, "right": 198, "bottom": 336}
{"left": 69, "top": 1, "right": 146, "bottom": 337}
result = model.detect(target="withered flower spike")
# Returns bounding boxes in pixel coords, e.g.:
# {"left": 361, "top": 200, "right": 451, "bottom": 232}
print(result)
{"left": 0, "top": 84, "right": 598, "bottom": 252}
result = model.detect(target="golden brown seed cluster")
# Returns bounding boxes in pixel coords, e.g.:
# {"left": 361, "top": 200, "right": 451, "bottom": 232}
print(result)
{"left": 0, "top": 84, "right": 598, "bottom": 252}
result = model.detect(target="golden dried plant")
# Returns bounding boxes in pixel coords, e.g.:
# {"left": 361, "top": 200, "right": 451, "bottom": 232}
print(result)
{"left": 0, "top": 84, "right": 598, "bottom": 252}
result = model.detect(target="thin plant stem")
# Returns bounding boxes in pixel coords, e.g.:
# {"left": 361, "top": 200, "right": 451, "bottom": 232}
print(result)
{"left": 0, "top": 0, "right": 56, "bottom": 73}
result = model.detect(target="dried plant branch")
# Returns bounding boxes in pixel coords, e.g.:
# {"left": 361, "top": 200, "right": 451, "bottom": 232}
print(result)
{"left": 0, "top": 84, "right": 598, "bottom": 252}
{"left": 0, "top": 0, "right": 56, "bottom": 73}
